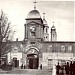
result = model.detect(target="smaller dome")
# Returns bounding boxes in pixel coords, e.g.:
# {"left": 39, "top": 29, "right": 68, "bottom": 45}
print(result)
{"left": 51, "top": 25, "right": 56, "bottom": 30}
{"left": 27, "top": 10, "right": 41, "bottom": 18}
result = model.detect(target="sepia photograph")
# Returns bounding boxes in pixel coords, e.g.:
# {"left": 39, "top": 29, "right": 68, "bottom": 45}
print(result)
{"left": 0, "top": 0, "right": 75, "bottom": 75}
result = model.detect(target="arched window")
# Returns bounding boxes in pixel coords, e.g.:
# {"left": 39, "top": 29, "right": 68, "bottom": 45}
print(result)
{"left": 46, "top": 28, "right": 47, "bottom": 33}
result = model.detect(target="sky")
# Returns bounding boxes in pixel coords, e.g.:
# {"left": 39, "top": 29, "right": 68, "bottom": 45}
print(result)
{"left": 0, "top": 0, "right": 74, "bottom": 41}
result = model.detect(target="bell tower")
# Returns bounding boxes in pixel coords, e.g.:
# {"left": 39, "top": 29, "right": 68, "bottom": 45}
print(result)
{"left": 51, "top": 21, "right": 57, "bottom": 41}
{"left": 43, "top": 13, "right": 49, "bottom": 41}
{"left": 24, "top": 0, "right": 44, "bottom": 40}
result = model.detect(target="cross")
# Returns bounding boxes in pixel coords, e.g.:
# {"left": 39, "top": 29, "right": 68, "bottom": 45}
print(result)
{"left": 52, "top": 21, "right": 54, "bottom": 26}
{"left": 33, "top": 0, "right": 37, "bottom": 10}
{"left": 43, "top": 13, "right": 45, "bottom": 19}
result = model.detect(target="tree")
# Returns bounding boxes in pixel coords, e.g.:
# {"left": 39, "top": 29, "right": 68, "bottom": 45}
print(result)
{"left": 0, "top": 10, "right": 15, "bottom": 65}
{"left": 0, "top": 10, "right": 15, "bottom": 42}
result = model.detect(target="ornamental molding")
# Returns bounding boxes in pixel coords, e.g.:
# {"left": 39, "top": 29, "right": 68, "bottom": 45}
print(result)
{"left": 25, "top": 45, "right": 39, "bottom": 53}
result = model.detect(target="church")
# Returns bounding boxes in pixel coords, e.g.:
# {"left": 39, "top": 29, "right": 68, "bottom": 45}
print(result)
{"left": 4, "top": 1, "right": 75, "bottom": 69}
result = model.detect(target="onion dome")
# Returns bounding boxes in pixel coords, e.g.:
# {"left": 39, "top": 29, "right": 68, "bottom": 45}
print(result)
{"left": 27, "top": 10, "right": 41, "bottom": 18}
{"left": 51, "top": 25, "right": 56, "bottom": 30}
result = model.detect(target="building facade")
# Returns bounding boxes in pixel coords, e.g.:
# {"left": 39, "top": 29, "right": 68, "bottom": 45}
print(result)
{"left": 2, "top": 2, "right": 75, "bottom": 69}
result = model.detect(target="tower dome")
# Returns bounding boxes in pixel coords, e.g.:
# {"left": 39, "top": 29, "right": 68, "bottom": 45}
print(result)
{"left": 27, "top": 10, "right": 41, "bottom": 18}
{"left": 51, "top": 25, "right": 56, "bottom": 30}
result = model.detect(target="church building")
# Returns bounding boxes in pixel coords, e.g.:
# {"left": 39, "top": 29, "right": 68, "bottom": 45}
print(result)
{"left": 4, "top": 1, "right": 75, "bottom": 69}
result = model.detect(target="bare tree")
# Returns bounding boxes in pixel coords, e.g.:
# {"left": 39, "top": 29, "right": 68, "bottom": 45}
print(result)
{"left": 0, "top": 10, "right": 15, "bottom": 42}
{"left": 0, "top": 10, "right": 15, "bottom": 65}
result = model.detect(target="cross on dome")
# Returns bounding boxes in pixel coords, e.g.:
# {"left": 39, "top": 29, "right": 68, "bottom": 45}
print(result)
{"left": 33, "top": 0, "right": 37, "bottom": 10}
{"left": 51, "top": 21, "right": 56, "bottom": 30}
{"left": 52, "top": 21, "right": 55, "bottom": 26}
{"left": 43, "top": 13, "right": 45, "bottom": 20}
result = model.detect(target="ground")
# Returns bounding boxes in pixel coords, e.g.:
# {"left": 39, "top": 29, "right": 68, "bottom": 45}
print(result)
{"left": 0, "top": 69, "right": 52, "bottom": 75}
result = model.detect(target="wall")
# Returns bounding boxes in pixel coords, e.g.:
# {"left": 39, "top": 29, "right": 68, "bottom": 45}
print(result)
{"left": 7, "top": 52, "right": 22, "bottom": 66}
{"left": 42, "top": 53, "right": 73, "bottom": 69}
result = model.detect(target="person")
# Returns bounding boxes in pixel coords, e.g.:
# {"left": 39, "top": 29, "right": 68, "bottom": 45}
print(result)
{"left": 65, "top": 62, "right": 69, "bottom": 75}
{"left": 3, "top": 61, "right": 7, "bottom": 70}
{"left": 40, "top": 64, "right": 42, "bottom": 69}
{"left": 61, "top": 65, "right": 64, "bottom": 75}
{"left": 70, "top": 61, "right": 73, "bottom": 75}
{"left": 7, "top": 62, "right": 11, "bottom": 71}
{"left": 52, "top": 64, "right": 56, "bottom": 75}
{"left": 56, "top": 62, "right": 60, "bottom": 75}
{"left": 21, "top": 64, "right": 23, "bottom": 69}
{"left": 73, "top": 61, "right": 75, "bottom": 75}
{"left": 24, "top": 65, "right": 25, "bottom": 69}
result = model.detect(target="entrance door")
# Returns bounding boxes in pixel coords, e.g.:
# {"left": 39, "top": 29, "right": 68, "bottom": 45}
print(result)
{"left": 13, "top": 58, "right": 19, "bottom": 68}
{"left": 27, "top": 54, "right": 39, "bottom": 69}
{"left": 48, "top": 59, "right": 53, "bottom": 70}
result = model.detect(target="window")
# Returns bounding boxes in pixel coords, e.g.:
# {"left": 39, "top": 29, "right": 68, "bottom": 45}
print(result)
{"left": 61, "top": 45, "right": 65, "bottom": 52}
{"left": 55, "top": 44, "right": 60, "bottom": 52}
{"left": 30, "top": 26, "right": 36, "bottom": 38}
{"left": 68, "top": 45, "right": 72, "bottom": 52}
{"left": 48, "top": 45, "right": 52, "bottom": 52}
{"left": 46, "top": 28, "right": 47, "bottom": 33}
{"left": 30, "top": 26, "right": 36, "bottom": 32}
{"left": 48, "top": 59, "right": 53, "bottom": 69}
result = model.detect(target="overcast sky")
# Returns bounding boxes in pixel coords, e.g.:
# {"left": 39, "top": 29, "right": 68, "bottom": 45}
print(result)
{"left": 0, "top": 0, "right": 74, "bottom": 41}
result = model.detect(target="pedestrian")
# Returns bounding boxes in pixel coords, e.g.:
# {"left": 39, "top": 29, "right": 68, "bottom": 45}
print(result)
{"left": 65, "top": 62, "right": 69, "bottom": 75}
{"left": 40, "top": 64, "right": 42, "bottom": 69}
{"left": 73, "top": 61, "right": 75, "bottom": 75}
{"left": 24, "top": 65, "right": 25, "bottom": 69}
{"left": 60, "top": 65, "right": 64, "bottom": 75}
{"left": 56, "top": 62, "right": 60, "bottom": 75}
{"left": 70, "top": 61, "right": 73, "bottom": 75}
{"left": 52, "top": 64, "right": 56, "bottom": 75}
{"left": 21, "top": 64, "right": 23, "bottom": 69}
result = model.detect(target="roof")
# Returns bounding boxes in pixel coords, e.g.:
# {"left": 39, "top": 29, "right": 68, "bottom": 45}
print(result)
{"left": 51, "top": 25, "right": 56, "bottom": 30}
{"left": 27, "top": 10, "right": 41, "bottom": 18}
{"left": 3, "top": 40, "right": 75, "bottom": 44}
{"left": 43, "top": 19, "right": 47, "bottom": 24}
{"left": 43, "top": 41, "right": 75, "bottom": 43}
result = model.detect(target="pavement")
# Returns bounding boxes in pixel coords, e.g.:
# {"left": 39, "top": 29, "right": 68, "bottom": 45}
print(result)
{"left": 0, "top": 68, "right": 52, "bottom": 75}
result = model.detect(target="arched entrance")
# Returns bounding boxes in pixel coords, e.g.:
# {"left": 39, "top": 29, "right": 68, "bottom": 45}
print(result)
{"left": 26, "top": 47, "right": 39, "bottom": 69}
{"left": 27, "top": 54, "right": 39, "bottom": 69}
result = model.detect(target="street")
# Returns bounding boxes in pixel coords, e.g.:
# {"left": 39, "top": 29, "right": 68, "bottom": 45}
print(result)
{"left": 0, "top": 69, "right": 52, "bottom": 75}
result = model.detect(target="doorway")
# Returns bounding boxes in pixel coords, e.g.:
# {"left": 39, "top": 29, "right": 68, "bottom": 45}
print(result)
{"left": 27, "top": 54, "right": 39, "bottom": 69}
{"left": 13, "top": 58, "right": 19, "bottom": 68}
{"left": 48, "top": 59, "right": 53, "bottom": 70}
